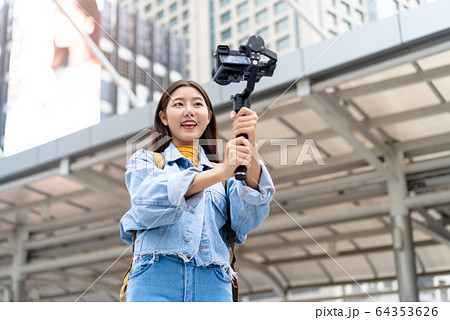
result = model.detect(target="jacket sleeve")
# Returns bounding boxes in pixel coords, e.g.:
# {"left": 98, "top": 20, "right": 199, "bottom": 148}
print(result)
{"left": 226, "top": 159, "right": 275, "bottom": 245}
{"left": 123, "top": 149, "right": 204, "bottom": 231}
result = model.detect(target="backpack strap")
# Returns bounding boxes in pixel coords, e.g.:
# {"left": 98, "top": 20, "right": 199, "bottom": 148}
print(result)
{"left": 120, "top": 151, "right": 165, "bottom": 302}
{"left": 150, "top": 151, "right": 166, "bottom": 169}
{"left": 120, "top": 230, "right": 136, "bottom": 302}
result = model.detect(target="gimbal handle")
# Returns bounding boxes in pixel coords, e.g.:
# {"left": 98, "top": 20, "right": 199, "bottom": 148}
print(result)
{"left": 232, "top": 62, "right": 259, "bottom": 181}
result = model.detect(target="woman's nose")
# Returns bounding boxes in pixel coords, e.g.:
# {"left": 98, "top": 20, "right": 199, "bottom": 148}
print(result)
{"left": 184, "top": 104, "right": 194, "bottom": 115}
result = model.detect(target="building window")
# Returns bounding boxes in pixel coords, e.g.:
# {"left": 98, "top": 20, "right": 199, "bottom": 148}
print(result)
{"left": 221, "top": 11, "right": 231, "bottom": 23}
{"left": 255, "top": 0, "right": 267, "bottom": 5}
{"left": 118, "top": 58, "right": 129, "bottom": 77}
{"left": 170, "top": 17, "right": 177, "bottom": 27}
{"left": 137, "top": 68, "right": 147, "bottom": 86}
{"left": 275, "top": 17, "right": 289, "bottom": 32}
{"left": 144, "top": 4, "right": 151, "bottom": 12}
{"left": 157, "top": 0, "right": 163, "bottom": 5}
{"left": 257, "top": 26, "right": 269, "bottom": 39}
{"left": 356, "top": 9, "right": 364, "bottom": 21}
{"left": 239, "top": 36, "right": 249, "bottom": 45}
{"left": 340, "top": 1, "right": 350, "bottom": 15}
{"left": 326, "top": 11, "right": 337, "bottom": 26}
{"left": 326, "top": 0, "right": 336, "bottom": 6}
{"left": 170, "top": 2, "right": 177, "bottom": 12}
{"left": 255, "top": 9, "right": 268, "bottom": 23}
{"left": 342, "top": 19, "right": 351, "bottom": 30}
{"left": 237, "top": 1, "right": 249, "bottom": 15}
{"left": 276, "top": 36, "right": 290, "bottom": 50}
{"left": 376, "top": 0, "right": 399, "bottom": 20}
{"left": 221, "top": 28, "right": 232, "bottom": 40}
{"left": 220, "top": 0, "right": 231, "bottom": 6}
{"left": 157, "top": 10, "right": 164, "bottom": 20}
{"left": 183, "top": 25, "right": 189, "bottom": 34}
{"left": 238, "top": 19, "right": 250, "bottom": 33}
{"left": 183, "top": 10, "right": 189, "bottom": 20}
{"left": 274, "top": 1, "right": 287, "bottom": 14}
{"left": 183, "top": 0, "right": 189, "bottom": 5}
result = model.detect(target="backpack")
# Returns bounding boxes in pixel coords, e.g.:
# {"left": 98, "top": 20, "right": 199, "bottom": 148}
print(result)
{"left": 120, "top": 151, "right": 238, "bottom": 302}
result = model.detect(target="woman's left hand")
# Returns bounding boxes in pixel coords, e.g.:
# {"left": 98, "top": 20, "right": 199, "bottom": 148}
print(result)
{"left": 231, "top": 107, "right": 259, "bottom": 165}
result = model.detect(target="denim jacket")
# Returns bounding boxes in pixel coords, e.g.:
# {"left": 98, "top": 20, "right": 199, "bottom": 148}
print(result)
{"left": 119, "top": 141, "right": 275, "bottom": 277}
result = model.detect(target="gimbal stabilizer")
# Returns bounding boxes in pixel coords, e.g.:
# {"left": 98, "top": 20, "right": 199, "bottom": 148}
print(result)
{"left": 212, "top": 35, "right": 278, "bottom": 180}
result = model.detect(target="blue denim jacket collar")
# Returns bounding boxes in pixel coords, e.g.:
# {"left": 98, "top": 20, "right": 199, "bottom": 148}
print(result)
{"left": 162, "top": 141, "right": 215, "bottom": 170}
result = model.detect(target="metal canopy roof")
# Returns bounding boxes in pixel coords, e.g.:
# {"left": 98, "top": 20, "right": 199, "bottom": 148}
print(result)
{"left": 1, "top": 1, "right": 450, "bottom": 302}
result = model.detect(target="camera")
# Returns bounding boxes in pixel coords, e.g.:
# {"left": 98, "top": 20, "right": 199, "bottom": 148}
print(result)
{"left": 212, "top": 35, "right": 277, "bottom": 86}
{"left": 211, "top": 35, "right": 278, "bottom": 181}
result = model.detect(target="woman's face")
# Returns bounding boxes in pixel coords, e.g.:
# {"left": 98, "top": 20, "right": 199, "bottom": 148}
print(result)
{"left": 159, "top": 86, "right": 212, "bottom": 147}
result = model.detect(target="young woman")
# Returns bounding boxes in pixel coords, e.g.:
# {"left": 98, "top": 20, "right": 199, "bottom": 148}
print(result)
{"left": 120, "top": 80, "right": 275, "bottom": 302}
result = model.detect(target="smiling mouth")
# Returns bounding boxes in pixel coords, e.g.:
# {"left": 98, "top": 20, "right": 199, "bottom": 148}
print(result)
{"left": 181, "top": 122, "right": 198, "bottom": 128}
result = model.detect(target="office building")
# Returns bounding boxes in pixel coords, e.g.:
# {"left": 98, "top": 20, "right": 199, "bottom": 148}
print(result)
{"left": 121, "top": 0, "right": 433, "bottom": 84}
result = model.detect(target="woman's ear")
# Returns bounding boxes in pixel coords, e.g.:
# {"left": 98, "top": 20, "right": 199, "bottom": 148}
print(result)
{"left": 159, "top": 111, "right": 168, "bottom": 126}
{"left": 207, "top": 110, "right": 212, "bottom": 125}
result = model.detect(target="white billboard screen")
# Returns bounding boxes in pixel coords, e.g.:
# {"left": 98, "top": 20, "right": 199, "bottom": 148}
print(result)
{"left": 4, "top": 0, "right": 101, "bottom": 156}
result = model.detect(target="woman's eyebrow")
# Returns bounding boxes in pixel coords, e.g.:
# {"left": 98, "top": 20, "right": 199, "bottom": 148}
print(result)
{"left": 172, "top": 96, "right": 204, "bottom": 102}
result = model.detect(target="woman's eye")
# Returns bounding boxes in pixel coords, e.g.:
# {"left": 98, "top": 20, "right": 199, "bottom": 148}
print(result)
{"left": 194, "top": 103, "right": 203, "bottom": 107}
{"left": 174, "top": 102, "right": 183, "bottom": 107}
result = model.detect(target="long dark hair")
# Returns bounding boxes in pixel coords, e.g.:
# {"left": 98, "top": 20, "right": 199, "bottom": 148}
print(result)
{"left": 149, "top": 80, "right": 221, "bottom": 163}
{"left": 52, "top": 0, "right": 101, "bottom": 70}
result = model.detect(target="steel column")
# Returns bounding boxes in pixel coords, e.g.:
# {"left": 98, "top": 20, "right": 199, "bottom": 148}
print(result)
{"left": 387, "top": 151, "right": 419, "bottom": 301}
{"left": 11, "top": 230, "right": 27, "bottom": 301}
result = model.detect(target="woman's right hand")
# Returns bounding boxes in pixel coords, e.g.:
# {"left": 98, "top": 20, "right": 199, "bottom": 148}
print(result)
{"left": 220, "top": 136, "right": 253, "bottom": 180}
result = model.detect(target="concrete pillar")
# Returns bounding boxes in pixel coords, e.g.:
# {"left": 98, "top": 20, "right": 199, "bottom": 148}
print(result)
{"left": 11, "top": 230, "right": 28, "bottom": 302}
{"left": 387, "top": 151, "right": 419, "bottom": 301}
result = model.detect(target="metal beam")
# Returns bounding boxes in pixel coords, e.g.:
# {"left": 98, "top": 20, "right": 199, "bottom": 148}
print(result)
{"left": 397, "top": 132, "right": 450, "bottom": 157}
{"left": 252, "top": 202, "right": 390, "bottom": 237}
{"left": 412, "top": 220, "right": 450, "bottom": 247}
{"left": 24, "top": 225, "right": 119, "bottom": 251}
{"left": 335, "top": 64, "right": 450, "bottom": 100}
{"left": 366, "top": 102, "right": 450, "bottom": 128}
{"left": 243, "top": 270, "right": 450, "bottom": 301}
{"left": 257, "top": 100, "right": 449, "bottom": 157}
{"left": 0, "top": 246, "right": 129, "bottom": 279}
{"left": 270, "top": 185, "right": 387, "bottom": 215}
{"left": 254, "top": 188, "right": 450, "bottom": 237}
{"left": 302, "top": 92, "right": 396, "bottom": 180}
{"left": 67, "top": 169, "right": 129, "bottom": 206}
{"left": 322, "top": 92, "right": 395, "bottom": 158}
{"left": 263, "top": 240, "right": 435, "bottom": 266}
{"left": 29, "top": 237, "right": 124, "bottom": 261}
{"left": 0, "top": 189, "right": 91, "bottom": 217}
{"left": 239, "top": 257, "right": 287, "bottom": 301}
{"left": 23, "top": 206, "right": 125, "bottom": 234}
{"left": 271, "top": 152, "right": 370, "bottom": 185}
{"left": 274, "top": 171, "right": 383, "bottom": 201}
{"left": 312, "top": 40, "right": 450, "bottom": 92}
{"left": 414, "top": 208, "right": 450, "bottom": 247}
{"left": 240, "top": 227, "right": 392, "bottom": 254}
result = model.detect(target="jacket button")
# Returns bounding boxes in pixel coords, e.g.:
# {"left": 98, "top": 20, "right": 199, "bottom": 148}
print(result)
{"left": 184, "top": 236, "right": 191, "bottom": 242}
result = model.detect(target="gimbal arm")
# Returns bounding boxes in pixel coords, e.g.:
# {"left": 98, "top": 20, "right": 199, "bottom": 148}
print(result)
{"left": 232, "top": 61, "right": 259, "bottom": 181}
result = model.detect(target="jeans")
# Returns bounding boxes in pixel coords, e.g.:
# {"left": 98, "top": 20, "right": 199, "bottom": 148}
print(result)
{"left": 126, "top": 254, "right": 233, "bottom": 302}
